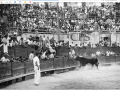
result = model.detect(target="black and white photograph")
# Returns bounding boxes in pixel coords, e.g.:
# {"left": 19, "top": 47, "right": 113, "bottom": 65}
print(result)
{"left": 0, "top": 2, "right": 120, "bottom": 89}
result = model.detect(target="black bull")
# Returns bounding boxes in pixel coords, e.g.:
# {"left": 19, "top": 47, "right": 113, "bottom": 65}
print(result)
{"left": 75, "top": 56, "right": 99, "bottom": 69}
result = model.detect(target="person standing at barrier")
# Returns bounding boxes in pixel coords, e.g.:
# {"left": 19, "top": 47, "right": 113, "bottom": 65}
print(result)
{"left": 43, "top": 35, "right": 46, "bottom": 47}
{"left": 33, "top": 52, "right": 41, "bottom": 86}
{"left": 39, "top": 36, "right": 43, "bottom": 49}
{"left": 46, "top": 37, "right": 50, "bottom": 47}
{"left": 29, "top": 51, "right": 34, "bottom": 61}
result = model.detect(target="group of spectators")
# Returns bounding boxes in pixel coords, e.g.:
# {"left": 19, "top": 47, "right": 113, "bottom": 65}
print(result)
{"left": 0, "top": 33, "right": 69, "bottom": 63}
{"left": 70, "top": 41, "right": 120, "bottom": 48}
{"left": 20, "top": 3, "right": 120, "bottom": 32}
{"left": 69, "top": 47, "right": 117, "bottom": 59}
{"left": 1, "top": 3, "right": 120, "bottom": 34}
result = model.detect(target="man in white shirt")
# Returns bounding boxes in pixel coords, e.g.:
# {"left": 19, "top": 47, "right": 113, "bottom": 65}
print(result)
{"left": 29, "top": 51, "right": 34, "bottom": 61}
{"left": 96, "top": 50, "right": 101, "bottom": 56}
{"left": 69, "top": 48, "right": 76, "bottom": 58}
{"left": 3, "top": 43, "right": 8, "bottom": 53}
{"left": 42, "top": 35, "right": 46, "bottom": 47}
{"left": 0, "top": 42, "right": 8, "bottom": 53}
{"left": 33, "top": 52, "right": 40, "bottom": 85}
{"left": 27, "top": 38, "right": 31, "bottom": 45}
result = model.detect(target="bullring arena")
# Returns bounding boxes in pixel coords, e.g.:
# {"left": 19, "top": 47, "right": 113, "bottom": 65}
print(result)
{"left": 1, "top": 2, "right": 120, "bottom": 90}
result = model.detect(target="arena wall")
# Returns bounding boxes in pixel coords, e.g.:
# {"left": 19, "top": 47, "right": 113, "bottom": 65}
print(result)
{"left": 20, "top": 33, "right": 68, "bottom": 42}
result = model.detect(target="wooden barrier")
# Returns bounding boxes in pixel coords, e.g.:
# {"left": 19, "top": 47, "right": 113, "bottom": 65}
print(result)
{"left": 115, "top": 56, "right": 120, "bottom": 62}
{"left": 15, "top": 46, "right": 28, "bottom": 57}
{"left": 0, "top": 63, "right": 11, "bottom": 80}
{"left": 54, "top": 57, "right": 64, "bottom": 69}
{"left": 56, "top": 46, "right": 69, "bottom": 56}
{"left": 63, "top": 56, "right": 70, "bottom": 68}
{"left": 97, "top": 56, "right": 106, "bottom": 64}
{"left": 25, "top": 61, "right": 34, "bottom": 73}
{"left": 113, "top": 47, "right": 120, "bottom": 54}
{"left": 69, "top": 57, "right": 77, "bottom": 67}
{"left": 12, "top": 62, "right": 25, "bottom": 76}
{"left": 40, "top": 58, "right": 54, "bottom": 71}
{"left": 2, "top": 46, "right": 120, "bottom": 85}
{"left": 105, "top": 56, "right": 116, "bottom": 64}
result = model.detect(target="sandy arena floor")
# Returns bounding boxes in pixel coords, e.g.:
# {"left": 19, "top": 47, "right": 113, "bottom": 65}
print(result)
{"left": 3, "top": 64, "right": 120, "bottom": 90}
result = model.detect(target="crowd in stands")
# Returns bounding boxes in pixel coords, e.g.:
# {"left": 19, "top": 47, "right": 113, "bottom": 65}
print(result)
{"left": 1, "top": 2, "right": 120, "bottom": 62}
{"left": 0, "top": 3, "right": 120, "bottom": 34}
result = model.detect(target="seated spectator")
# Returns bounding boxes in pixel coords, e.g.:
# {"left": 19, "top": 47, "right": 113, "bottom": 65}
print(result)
{"left": 110, "top": 51, "right": 115, "bottom": 56}
{"left": 29, "top": 51, "right": 34, "bottom": 61}
{"left": 0, "top": 53, "right": 10, "bottom": 63}
{"left": 49, "top": 46, "right": 56, "bottom": 54}
{"left": 71, "top": 42, "right": 75, "bottom": 47}
{"left": 27, "top": 38, "right": 32, "bottom": 45}
{"left": 69, "top": 48, "right": 75, "bottom": 58}
{"left": 41, "top": 51, "right": 48, "bottom": 59}
{"left": 106, "top": 51, "right": 110, "bottom": 56}
{"left": 9, "top": 40, "right": 13, "bottom": 47}
{"left": 19, "top": 38, "right": 23, "bottom": 45}
{"left": 88, "top": 42, "right": 91, "bottom": 47}
{"left": 96, "top": 50, "right": 101, "bottom": 56}
{"left": 48, "top": 53, "right": 54, "bottom": 58}
{"left": 12, "top": 40, "right": 18, "bottom": 46}
{"left": 84, "top": 42, "right": 88, "bottom": 47}
{"left": 59, "top": 41, "right": 63, "bottom": 46}
{"left": 22, "top": 42, "right": 28, "bottom": 48}
{"left": 75, "top": 44, "right": 78, "bottom": 48}
{"left": 91, "top": 53, "right": 96, "bottom": 57}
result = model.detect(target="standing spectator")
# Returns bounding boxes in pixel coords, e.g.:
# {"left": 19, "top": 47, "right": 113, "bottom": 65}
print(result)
{"left": 71, "top": 42, "right": 75, "bottom": 47}
{"left": 0, "top": 35, "right": 2, "bottom": 57}
{"left": 42, "top": 35, "right": 46, "bottom": 48}
{"left": 33, "top": 52, "right": 40, "bottom": 86}
{"left": 50, "top": 37, "right": 55, "bottom": 46}
{"left": 0, "top": 42, "right": 8, "bottom": 54}
{"left": 3, "top": 42, "right": 8, "bottom": 53}
{"left": 39, "top": 36, "right": 43, "bottom": 48}
{"left": 27, "top": 38, "right": 31, "bottom": 45}
{"left": 46, "top": 37, "right": 50, "bottom": 47}
{"left": 29, "top": 51, "right": 34, "bottom": 61}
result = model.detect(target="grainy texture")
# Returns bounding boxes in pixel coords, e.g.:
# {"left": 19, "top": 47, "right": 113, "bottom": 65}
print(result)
{"left": 4, "top": 64, "right": 120, "bottom": 90}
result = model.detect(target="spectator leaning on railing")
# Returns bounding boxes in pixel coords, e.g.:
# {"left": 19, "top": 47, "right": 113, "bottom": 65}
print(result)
{"left": 0, "top": 53, "right": 10, "bottom": 63}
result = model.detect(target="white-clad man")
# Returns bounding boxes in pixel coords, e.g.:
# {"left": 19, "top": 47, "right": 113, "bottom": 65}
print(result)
{"left": 0, "top": 42, "right": 8, "bottom": 54}
{"left": 42, "top": 35, "right": 46, "bottom": 47}
{"left": 33, "top": 52, "right": 40, "bottom": 85}
{"left": 29, "top": 51, "right": 34, "bottom": 61}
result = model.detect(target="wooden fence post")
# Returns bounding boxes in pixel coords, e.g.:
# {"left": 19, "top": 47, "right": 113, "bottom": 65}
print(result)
{"left": 11, "top": 62, "right": 13, "bottom": 77}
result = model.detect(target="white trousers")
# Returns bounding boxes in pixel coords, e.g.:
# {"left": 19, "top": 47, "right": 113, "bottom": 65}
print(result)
{"left": 34, "top": 66, "right": 40, "bottom": 85}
